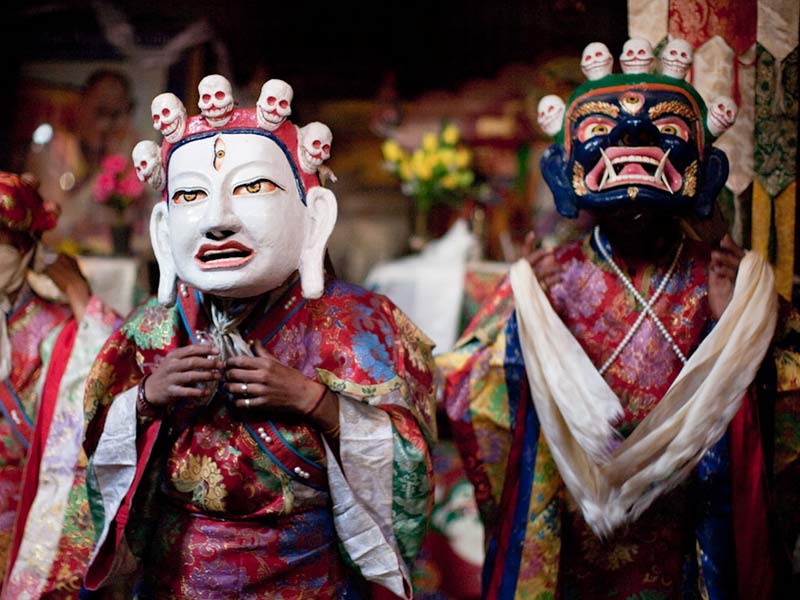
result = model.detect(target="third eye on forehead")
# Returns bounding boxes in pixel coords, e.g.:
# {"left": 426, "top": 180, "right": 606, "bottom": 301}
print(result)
{"left": 213, "top": 136, "right": 226, "bottom": 171}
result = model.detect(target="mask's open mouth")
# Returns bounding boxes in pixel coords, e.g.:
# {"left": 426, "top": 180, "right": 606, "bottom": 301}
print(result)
{"left": 195, "top": 241, "right": 254, "bottom": 270}
{"left": 584, "top": 146, "right": 683, "bottom": 194}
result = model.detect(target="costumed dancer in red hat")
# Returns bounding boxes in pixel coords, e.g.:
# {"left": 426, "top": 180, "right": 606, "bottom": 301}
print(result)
{"left": 440, "top": 39, "right": 800, "bottom": 598}
{"left": 0, "top": 173, "right": 119, "bottom": 597}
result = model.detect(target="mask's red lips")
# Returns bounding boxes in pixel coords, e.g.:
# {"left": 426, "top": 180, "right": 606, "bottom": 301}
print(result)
{"left": 195, "top": 241, "right": 254, "bottom": 270}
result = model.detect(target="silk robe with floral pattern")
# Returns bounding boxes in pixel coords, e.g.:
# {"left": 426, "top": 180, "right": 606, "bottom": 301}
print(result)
{"left": 440, "top": 235, "right": 800, "bottom": 599}
{"left": 83, "top": 277, "right": 436, "bottom": 599}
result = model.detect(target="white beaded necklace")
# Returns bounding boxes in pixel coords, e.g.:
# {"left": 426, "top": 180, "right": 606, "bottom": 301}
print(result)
{"left": 593, "top": 225, "right": 686, "bottom": 374}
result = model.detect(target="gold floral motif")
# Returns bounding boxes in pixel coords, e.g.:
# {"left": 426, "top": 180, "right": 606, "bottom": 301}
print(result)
{"left": 606, "top": 542, "right": 639, "bottom": 570}
{"left": 1, "top": 193, "right": 13, "bottom": 208}
{"left": 682, "top": 160, "right": 698, "bottom": 196}
{"left": 572, "top": 163, "right": 587, "bottom": 196}
{"left": 172, "top": 454, "right": 228, "bottom": 513}
{"left": 627, "top": 186, "right": 639, "bottom": 200}
{"left": 53, "top": 562, "right": 82, "bottom": 592}
{"left": 392, "top": 307, "right": 434, "bottom": 371}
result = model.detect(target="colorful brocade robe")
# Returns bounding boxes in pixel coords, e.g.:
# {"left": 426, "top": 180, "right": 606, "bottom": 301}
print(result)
{"left": 82, "top": 276, "right": 436, "bottom": 599}
{"left": 440, "top": 235, "right": 800, "bottom": 599}
{"left": 0, "top": 288, "right": 118, "bottom": 598}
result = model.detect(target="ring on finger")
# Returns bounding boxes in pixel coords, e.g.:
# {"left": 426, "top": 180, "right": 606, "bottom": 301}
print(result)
{"left": 244, "top": 398, "right": 251, "bottom": 407}
{"left": 241, "top": 383, "right": 248, "bottom": 394}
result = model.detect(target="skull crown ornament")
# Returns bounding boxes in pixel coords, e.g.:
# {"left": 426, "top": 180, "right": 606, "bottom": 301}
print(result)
{"left": 134, "top": 74, "right": 338, "bottom": 306}
{"left": 539, "top": 39, "right": 734, "bottom": 220}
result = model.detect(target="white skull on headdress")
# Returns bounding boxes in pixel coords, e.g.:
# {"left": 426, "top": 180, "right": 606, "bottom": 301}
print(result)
{"left": 536, "top": 95, "right": 565, "bottom": 137}
{"left": 707, "top": 96, "right": 738, "bottom": 137}
{"left": 619, "top": 38, "right": 655, "bottom": 74}
{"left": 132, "top": 140, "right": 165, "bottom": 191}
{"left": 298, "top": 122, "right": 332, "bottom": 174}
{"left": 581, "top": 42, "right": 613, "bottom": 80}
{"left": 198, "top": 75, "right": 235, "bottom": 127}
{"left": 660, "top": 39, "right": 693, "bottom": 79}
{"left": 257, "top": 79, "right": 294, "bottom": 131}
{"left": 151, "top": 93, "right": 187, "bottom": 143}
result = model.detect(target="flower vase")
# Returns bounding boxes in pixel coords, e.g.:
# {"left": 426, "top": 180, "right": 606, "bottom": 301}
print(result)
{"left": 409, "top": 204, "right": 429, "bottom": 252}
{"left": 111, "top": 222, "right": 132, "bottom": 256}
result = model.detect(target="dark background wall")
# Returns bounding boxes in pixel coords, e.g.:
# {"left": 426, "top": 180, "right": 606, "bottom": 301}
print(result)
{"left": 0, "top": 0, "right": 627, "bottom": 168}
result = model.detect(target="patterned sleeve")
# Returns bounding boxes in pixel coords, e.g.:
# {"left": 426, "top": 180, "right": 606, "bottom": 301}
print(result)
{"left": 437, "top": 277, "right": 517, "bottom": 531}
{"left": 83, "top": 324, "right": 144, "bottom": 456}
{"left": 317, "top": 300, "right": 436, "bottom": 600}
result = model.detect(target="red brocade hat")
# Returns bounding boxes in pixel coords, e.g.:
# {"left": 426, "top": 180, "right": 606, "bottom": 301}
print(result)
{"left": 133, "top": 75, "right": 334, "bottom": 205}
{"left": 0, "top": 172, "right": 59, "bottom": 235}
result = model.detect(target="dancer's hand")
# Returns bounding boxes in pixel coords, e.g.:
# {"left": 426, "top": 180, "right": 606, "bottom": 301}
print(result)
{"left": 143, "top": 344, "right": 223, "bottom": 407}
{"left": 523, "top": 231, "right": 561, "bottom": 292}
{"left": 225, "top": 342, "right": 339, "bottom": 432}
{"left": 44, "top": 254, "right": 90, "bottom": 321}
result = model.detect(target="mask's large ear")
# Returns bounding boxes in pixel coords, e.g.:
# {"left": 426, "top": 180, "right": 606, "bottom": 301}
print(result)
{"left": 694, "top": 146, "right": 729, "bottom": 218}
{"left": 299, "top": 187, "right": 337, "bottom": 299}
{"left": 541, "top": 144, "right": 578, "bottom": 218}
{"left": 150, "top": 202, "right": 177, "bottom": 306}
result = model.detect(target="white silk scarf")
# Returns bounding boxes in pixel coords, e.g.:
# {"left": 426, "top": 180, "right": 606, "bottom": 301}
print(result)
{"left": 509, "top": 251, "right": 777, "bottom": 536}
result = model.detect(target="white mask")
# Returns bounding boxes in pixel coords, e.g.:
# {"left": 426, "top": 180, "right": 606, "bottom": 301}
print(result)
{"left": 151, "top": 133, "right": 337, "bottom": 303}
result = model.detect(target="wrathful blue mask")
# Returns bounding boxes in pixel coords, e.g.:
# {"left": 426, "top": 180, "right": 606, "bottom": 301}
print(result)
{"left": 541, "top": 74, "right": 728, "bottom": 219}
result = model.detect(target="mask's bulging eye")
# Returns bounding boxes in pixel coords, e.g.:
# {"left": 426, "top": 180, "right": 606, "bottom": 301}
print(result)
{"left": 233, "top": 178, "right": 280, "bottom": 195}
{"left": 172, "top": 189, "right": 208, "bottom": 205}
{"left": 577, "top": 116, "right": 617, "bottom": 142}
{"left": 653, "top": 116, "right": 690, "bottom": 141}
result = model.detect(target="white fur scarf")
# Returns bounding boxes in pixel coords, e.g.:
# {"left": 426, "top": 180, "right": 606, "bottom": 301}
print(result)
{"left": 509, "top": 251, "right": 777, "bottom": 537}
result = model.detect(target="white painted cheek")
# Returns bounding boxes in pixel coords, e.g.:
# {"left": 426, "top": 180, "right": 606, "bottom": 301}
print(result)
{"left": 168, "top": 203, "right": 205, "bottom": 272}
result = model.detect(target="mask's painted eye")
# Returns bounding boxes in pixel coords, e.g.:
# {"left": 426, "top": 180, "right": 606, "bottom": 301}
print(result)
{"left": 171, "top": 189, "right": 208, "bottom": 205}
{"left": 653, "top": 116, "right": 690, "bottom": 141}
{"left": 233, "top": 178, "right": 280, "bottom": 195}
{"left": 577, "top": 116, "right": 616, "bottom": 142}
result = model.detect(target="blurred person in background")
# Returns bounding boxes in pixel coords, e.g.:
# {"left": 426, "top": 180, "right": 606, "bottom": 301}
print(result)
{"left": 0, "top": 173, "right": 118, "bottom": 598}
{"left": 25, "top": 70, "right": 148, "bottom": 255}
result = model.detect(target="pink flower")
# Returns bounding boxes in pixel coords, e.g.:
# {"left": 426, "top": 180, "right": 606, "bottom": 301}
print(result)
{"left": 101, "top": 154, "right": 127, "bottom": 175}
{"left": 117, "top": 168, "right": 144, "bottom": 198}
{"left": 93, "top": 172, "right": 116, "bottom": 204}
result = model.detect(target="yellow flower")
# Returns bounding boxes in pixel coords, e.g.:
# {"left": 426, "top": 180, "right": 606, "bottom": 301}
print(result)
{"left": 399, "top": 159, "right": 413, "bottom": 181}
{"left": 424, "top": 153, "right": 439, "bottom": 172}
{"left": 455, "top": 148, "right": 472, "bottom": 169}
{"left": 440, "top": 173, "right": 459, "bottom": 190}
{"left": 441, "top": 124, "right": 459, "bottom": 145}
{"left": 422, "top": 132, "right": 438, "bottom": 152}
{"left": 382, "top": 139, "right": 404, "bottom": 163}
{"left": 438, "top": 148, "right": 457, "bottom": 169}
{"left": 415, "top": 160, "right": 433, "bottom": 181}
